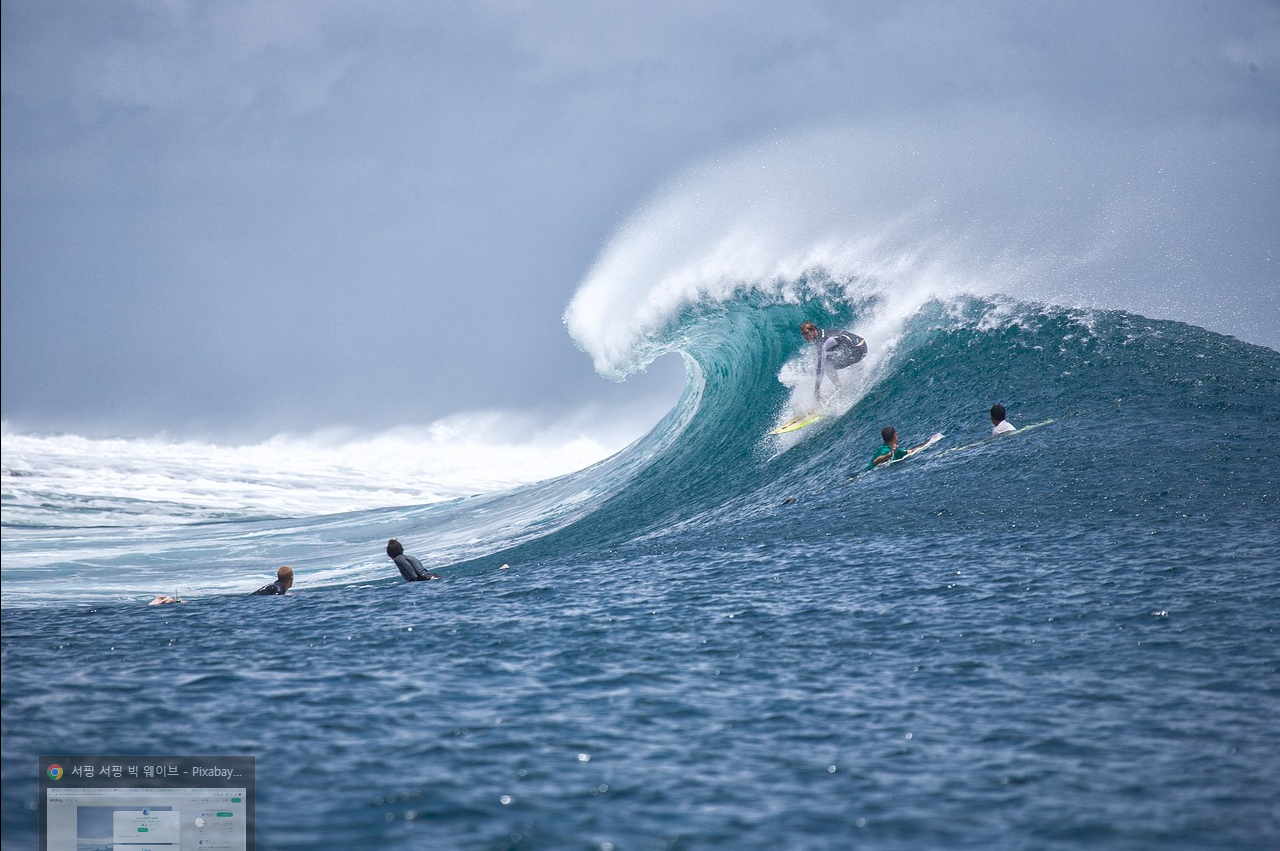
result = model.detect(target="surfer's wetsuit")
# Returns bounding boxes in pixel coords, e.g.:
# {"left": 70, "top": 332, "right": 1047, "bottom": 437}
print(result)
{"left": 814, "top": 329, "right": 867, "bottom": 394}
{"left": 867, "top": 442, "right": 908, "bottom": 471}
{"left": 393, "top": 553, "right": 435, "bottom": 582}
{"left": 251, "top": 579, "right": 289, "bottom": 596}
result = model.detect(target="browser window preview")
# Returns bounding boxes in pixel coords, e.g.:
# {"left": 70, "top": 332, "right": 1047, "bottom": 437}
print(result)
{"left": 39, "top": 756, "right": 255, "bottom": 851}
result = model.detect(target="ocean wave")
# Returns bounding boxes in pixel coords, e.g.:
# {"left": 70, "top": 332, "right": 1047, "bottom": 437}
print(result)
{"left": 5, "top": 288, "right": 1277, "bottom": 607}
{"left": 564, "top": 113, "right": 1278, "bottom": 384}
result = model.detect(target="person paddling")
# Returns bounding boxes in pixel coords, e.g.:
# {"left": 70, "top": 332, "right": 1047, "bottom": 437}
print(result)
{"left": 868, "top": 426, "right": 936, "bottom": 470}
{"left": 387, "top": 539, "right": 438, "bottom": 582}
{"left": 990, "top": 404, "right": 1016, "bottom": 435}
{"left": 251, "top": 565, "right": 294, "bottom": 596}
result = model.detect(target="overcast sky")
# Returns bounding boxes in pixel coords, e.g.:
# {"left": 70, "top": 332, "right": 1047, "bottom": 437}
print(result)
{"left": 3, "top": 1, "right": 1277, "bottom": 441}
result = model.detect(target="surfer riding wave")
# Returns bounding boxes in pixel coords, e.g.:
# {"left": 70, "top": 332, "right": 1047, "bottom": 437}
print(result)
{"left": 801, "top": 322, "right": 867, "bottom": 401}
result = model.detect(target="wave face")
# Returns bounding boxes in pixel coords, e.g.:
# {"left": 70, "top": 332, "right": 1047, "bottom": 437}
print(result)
{"left": 5, "top": 286, "right": 1278, "bottom": 603}
{"left": 550, "top": 286, "right": 1280, "bottom": 572}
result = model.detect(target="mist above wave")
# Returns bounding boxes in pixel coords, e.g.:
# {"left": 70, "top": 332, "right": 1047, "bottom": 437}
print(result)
{"left": 565, "top": 111, "right": 1278, "bottom": 382}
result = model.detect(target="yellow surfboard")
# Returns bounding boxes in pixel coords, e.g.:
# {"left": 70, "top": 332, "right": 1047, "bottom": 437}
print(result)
{"left": 769, "top": 413, "right": 824, "bottom": 435}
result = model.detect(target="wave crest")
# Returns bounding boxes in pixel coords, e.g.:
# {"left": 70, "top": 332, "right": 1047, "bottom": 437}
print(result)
{"left": 564, "top": 112, "right": 1279, "bottom": 382}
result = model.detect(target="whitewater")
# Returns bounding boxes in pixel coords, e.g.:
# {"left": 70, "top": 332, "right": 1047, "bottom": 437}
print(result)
{"left": 4, "top": 119, "right": 1279, "bottom": 849}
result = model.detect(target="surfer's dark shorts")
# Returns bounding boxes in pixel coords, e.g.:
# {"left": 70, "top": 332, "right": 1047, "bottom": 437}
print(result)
{"left": 828, "top": 336, "right": 867, "bottom": 369}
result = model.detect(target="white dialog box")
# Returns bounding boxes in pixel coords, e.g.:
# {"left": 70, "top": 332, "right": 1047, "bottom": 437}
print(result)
{"left": 113, "top": 807, "right": 180, "bottom": 843}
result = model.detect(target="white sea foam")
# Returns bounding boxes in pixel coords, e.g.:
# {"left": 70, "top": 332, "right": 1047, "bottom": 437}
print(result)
{"left": 1, "top": 409, "right": 641, "bottom": 527}
{"left": 564, "top": 123, "right": 954, "bottom": 379}
{"left": 565, "top": 112, "right": 1278, "bottom": 380}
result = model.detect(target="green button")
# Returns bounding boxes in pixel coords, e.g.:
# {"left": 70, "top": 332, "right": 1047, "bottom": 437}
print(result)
{"left": 231, "top": 798, "right": 241, "bottom": 803}
{"left": 217, "top": 812, "right": 233, "bottom": 818}
{"left": 138, "top": 828, "right": 149, "bottom": 832}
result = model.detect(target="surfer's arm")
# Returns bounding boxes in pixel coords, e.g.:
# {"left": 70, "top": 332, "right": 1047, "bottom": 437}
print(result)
{"left": 816, "top": 337, "right": 840, "bottom": 392}
{"left": 815, "top": 344, "right": 827, "bottom": 393}
{"left": 905, "top": 434, "right": 942, "bottom": 455}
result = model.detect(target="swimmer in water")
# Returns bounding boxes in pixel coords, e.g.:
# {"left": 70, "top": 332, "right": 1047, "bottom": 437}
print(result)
{"left": 868, "top": 426, "right": 937, "bottom": 470}
{"left": 990, "top": 403, "right": 1016, "bottom": 435}
{"left": 251, "top": 565, "right": 294, "bottom": 596}
{"left": 387, "top": 539, "right": 439, "bottom": 582}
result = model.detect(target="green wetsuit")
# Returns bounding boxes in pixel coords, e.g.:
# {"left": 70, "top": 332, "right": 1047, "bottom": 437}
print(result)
{"left": 867, "top": 443, "right": 908, "bottom": 471}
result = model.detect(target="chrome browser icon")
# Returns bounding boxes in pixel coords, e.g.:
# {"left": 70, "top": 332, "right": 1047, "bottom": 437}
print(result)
{"left": 46, "top": 764, "right": 63, "bottom": 780}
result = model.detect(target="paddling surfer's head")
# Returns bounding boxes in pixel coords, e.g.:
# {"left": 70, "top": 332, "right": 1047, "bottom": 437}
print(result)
{"left": 990, "top": 404, "right": 1007, "bottom": 424}
{"left": 800, "top": 322, "right": 819, "bottom": 342}
{"left": 277, "top": 565, "right": 294, "bottom": 590}
{"left": 387, "top": 539, "right": 404, "bottom": 559}
{"left": 881, "top": 426, "right": 897, "bottom": 446}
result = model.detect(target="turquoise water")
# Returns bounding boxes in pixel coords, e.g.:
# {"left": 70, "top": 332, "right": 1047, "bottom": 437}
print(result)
{"left": 4, "top": 295, "right": 1279, "bottom": 849}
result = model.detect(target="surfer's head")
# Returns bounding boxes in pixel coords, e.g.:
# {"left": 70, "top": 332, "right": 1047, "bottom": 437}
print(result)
{"left": 881, "top": 426, "right": 897, "bottom": 445}
{"left": 386, "top": 539, "right": 404, "bottom": 559}
{"left": 277, "top": 565, "right": 294, "bottom": 589}
{"left": 990, "top": 404, "right": 1007, "bottom": 424}
{"left": 800, "top": 322, "right": 819, "bottom": 342}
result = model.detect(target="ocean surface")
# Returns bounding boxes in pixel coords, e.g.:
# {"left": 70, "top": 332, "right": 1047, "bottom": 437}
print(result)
{"left": 4, "top": 286, "right": 1280, "bottom": 849}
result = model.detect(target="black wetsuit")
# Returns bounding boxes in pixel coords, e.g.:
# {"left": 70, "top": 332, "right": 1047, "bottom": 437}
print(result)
{"left": 813, "top": 328, "right": 868, "bottom": 393}
{"left": 251, "top": 579, "right": 289, "bottom": 596}
{"left": 393, "top": 553, "right": 435, "bottom": 582}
